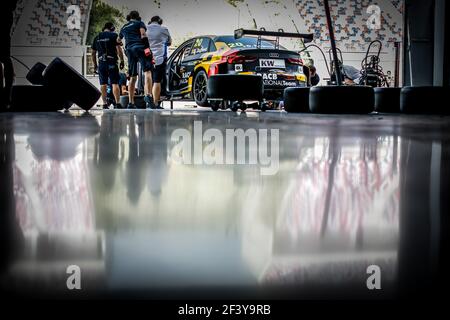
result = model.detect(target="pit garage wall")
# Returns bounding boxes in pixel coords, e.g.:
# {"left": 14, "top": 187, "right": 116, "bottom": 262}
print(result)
{"left": 10, "top": 0, "right": 404, "bottom": 88}
{"left": 295, "top": 0, "right": 403, "bottom": 86}
{"left": 403, "top": 0, "right": 448, "bottom": 86}
{"left": 11, "top": 45, "right": 99, "bottom": 89}
{"left": 10, "top": 0, "right": 99, "bottom": 88}
{"left": 11, "top": 46, "right": 85, "bottom": 84}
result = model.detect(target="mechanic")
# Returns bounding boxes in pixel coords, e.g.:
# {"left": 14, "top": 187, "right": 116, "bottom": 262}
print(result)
{"left": 91, "top": 22, "right": 125, "bottom": 109}
{"left": 146, "top": 15, "right": 172, "bottom": 109}
{"left": 331, "top": 61, "right": 362, "bottom": 85}
{"left": 309, "top": 65, "right": 320, "bottom": 86}
{"left": 119, "top": 10, "right": 156, "bottom": 109}
{"left": 342, "top": 64, "right": 362, "bottom": 85}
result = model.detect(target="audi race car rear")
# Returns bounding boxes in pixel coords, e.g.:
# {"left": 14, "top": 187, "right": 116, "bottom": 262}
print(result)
{"left": 216, "top": 41, "right": 308, "bottom": 101}
{"left": 165, "top": 29, "right": 313, "bottom": 110}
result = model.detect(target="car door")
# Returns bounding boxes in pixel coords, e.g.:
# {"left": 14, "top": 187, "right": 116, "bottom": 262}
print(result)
{"left": 180, "top": 37, "right": 212, "bottom": 88}
{"left": 166, "top": 39, "right": 194, "bottom": 94}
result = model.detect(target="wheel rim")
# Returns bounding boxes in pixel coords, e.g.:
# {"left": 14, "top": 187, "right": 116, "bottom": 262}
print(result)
{"left": 194, "top": 73, "right": 207, "bottom": 102}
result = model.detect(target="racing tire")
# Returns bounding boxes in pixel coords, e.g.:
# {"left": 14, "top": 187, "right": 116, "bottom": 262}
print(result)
{"left": 43, "top": 57, "right": 101, "bottom": 110}
{"left": 119, "top": 95, "right": 129, "bottom": 108}
{"left": 374, "top": 87, "right": 401, "bottom": 113}
{"left": 26, "top": 62, "right": 46, "bottom": 85}
{"left": 192, "top": 70, "right": 209, "bottom": 107}
{"left": 207, "top": 75, "right": 263, "bottom": 101}
{"left": 10, "top": 85, "right": 70, "bottom": 111}
{"left": 283, "top": 87, "right": 310, "bottom": 113}
{"left": 309, "top": 86, "right": 374, "bottom": 114}
{"left": 119, "top": 95, "right": 146, "bottom": 109}
{"left": 400, "top": 86, "right": 449, "bottom": 114}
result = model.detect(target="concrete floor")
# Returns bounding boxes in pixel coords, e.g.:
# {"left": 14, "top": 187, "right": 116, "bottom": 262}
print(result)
{"left": 0, "top": 108, "right": 449, "bottom": 299}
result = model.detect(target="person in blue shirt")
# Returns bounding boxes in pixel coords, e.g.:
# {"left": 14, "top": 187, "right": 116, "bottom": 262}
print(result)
{"left": 119, "top": 10, "right": 158, "bottom": 109}
{"left": 91, "top": 22, "right": 125, "bottom": 109}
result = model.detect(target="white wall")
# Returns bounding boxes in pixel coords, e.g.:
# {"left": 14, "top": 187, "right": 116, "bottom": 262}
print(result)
{"left": 11, "top": 45, "right": 101, "bottom": 90}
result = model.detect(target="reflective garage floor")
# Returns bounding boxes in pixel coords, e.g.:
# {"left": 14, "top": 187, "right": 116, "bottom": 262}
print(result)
{"left": 0, "top": 109, "right": 449, "bottom": 299}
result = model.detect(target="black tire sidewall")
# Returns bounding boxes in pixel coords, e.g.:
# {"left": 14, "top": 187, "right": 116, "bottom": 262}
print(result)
{"left": 284, "top": 87, "right": 310, "bottom": 113}
{"left": 309, "top": 86, "right": 374, "bottom": 114}
{"left": 207, "top": 75, "right": 263, "bottom": 101}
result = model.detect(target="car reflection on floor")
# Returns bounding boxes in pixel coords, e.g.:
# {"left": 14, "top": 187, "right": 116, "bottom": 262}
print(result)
{"left": 0, "top": 110, "right": 448, "bottom": 298}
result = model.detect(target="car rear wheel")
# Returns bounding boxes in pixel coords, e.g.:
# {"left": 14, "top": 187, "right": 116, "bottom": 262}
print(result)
{"left": 193, "top": 70, "right": 209, "bottom": 107}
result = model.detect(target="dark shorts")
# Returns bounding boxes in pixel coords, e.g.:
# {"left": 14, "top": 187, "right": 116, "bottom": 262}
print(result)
{"left": 152, "top": 61, "right": 166, "bottom": 83}
{"left": 126, "top": 45, "right": 153, "bottom": 77}
{"left": 98, "top": 60, "right": 119, "bottom": 85}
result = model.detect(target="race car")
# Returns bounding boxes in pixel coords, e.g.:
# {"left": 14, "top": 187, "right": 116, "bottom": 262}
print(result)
{"left": 164, "top": 28, "right": 313, "bottom": 110}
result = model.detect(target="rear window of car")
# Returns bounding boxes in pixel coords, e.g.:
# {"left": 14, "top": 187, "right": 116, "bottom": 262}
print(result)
{"left": 214, "top": 36, "right": 286, "bottom": 50}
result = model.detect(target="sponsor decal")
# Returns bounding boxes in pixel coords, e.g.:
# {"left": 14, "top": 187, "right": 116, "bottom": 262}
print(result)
{"left": 256, "top": 73, "right": 278, "bottom": 80}
{"left": 263, "top": 80, "right": 296, "bottom": 87}
{"left": 259, "top": 59, "right": 285, "bottom": 69}
{"left": 256, "top": 72, "right": 296, "bottom": 86}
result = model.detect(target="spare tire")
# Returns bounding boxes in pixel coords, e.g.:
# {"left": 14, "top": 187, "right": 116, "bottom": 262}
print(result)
{"left": 10, "top": 85, "right": 70, "bottom": 111}
{"left": 119, "top": 95, "right": 145, "bottom": 109}
{"left": 119, "top": 95, "right": 129, "bottom": 108}
{"left": 43, "top": 57, "right": 101, "bottom": 110}
{"left": 309, "top": 86, "right": 374, "bottom": 114}
{"left": 207, "top": 74, "right": 263, "bottom": 101}
{"left": 374, "top": 87, "right": 401, "bottom": 113}
{"left": 401, "top": 86, "right": 449, "bottom": 114}
{"left": 26, "top": 62, "right": 46, "bottom": 85}
{"left": 283, "top": 87, "right": 310, "bottom": 113}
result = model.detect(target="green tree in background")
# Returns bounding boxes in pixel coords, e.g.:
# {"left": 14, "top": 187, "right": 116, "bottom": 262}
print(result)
{"left": 86, "top": 0, "right": 126, "bottom": 45}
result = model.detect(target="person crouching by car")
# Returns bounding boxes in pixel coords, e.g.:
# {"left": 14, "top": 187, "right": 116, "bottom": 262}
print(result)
{"left": 147, "top": 15, "right": 171, "bottom": 109}
{"left": 309, "top": 65, "right": 320, "bottom": 86}
{"left": 119, "top": 10, "right": 156, "bottom": 109}
{"left": 92, "top": 22, "right": 125, "bottom": 109}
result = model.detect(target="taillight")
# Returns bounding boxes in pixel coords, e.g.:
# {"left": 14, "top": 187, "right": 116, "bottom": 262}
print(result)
{"left": 226, "top": 53, "right": 257, "bottom": 64}
{"left": 288, "top": 58, "right": 303, "bottom": 65}
{"left": 208, "top": 64, "right": 220, "bottom": 76}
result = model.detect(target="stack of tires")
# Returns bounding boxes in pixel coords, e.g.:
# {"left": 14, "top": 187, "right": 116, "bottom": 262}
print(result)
{"left": 206, "top": 74, "right": 264, "bottom": 111}
{"left": 283, "top": 85, "right": 449, "bottom": 115}
{"left": 10, "top": 58, "right": 101, "bottom": 112}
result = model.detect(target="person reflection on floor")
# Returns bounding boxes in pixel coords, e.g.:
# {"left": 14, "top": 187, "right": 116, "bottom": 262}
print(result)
{"left": 95, "top": 112, "right": 121, "bottom": 193}
{"left": 144, "top": 112, "right": 169, "bottom": 197}
{"left": 125, "top": 113, "right": 146, "bottom": 204}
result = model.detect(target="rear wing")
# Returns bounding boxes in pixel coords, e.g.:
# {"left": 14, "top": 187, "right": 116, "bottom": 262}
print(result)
{"left": 234, "top": 28, "right": 314, "bottom": 49}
